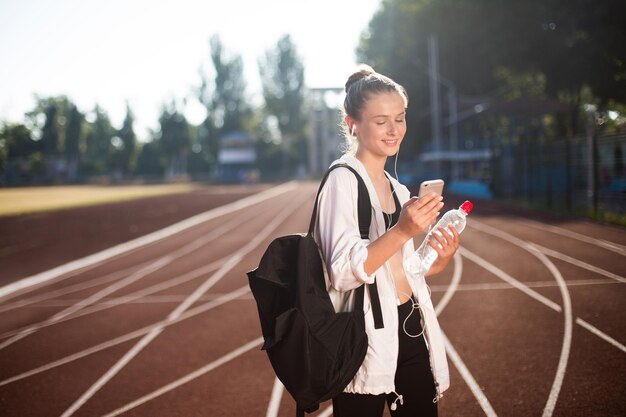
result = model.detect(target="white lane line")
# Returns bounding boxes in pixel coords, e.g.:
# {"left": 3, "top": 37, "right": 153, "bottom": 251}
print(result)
{"left": 0, "top": 285, "right": 251, "bottom": 387}
{"left": 504, "top": 216, "right": 626, "bottom": 255}
{"left": 576, "top": 318, "right": 626, "bottom": 354}
{"left": 60, "top": 196, "right": 306, "bottom": 417}
{"left": 435, "top": 252, "right": 500, "bottom": 416}
{"left": 532, "top": 243, "right": 626, "bottom": 284}
{"left": 442, "top": 331, "right": 498, "bottom": 417}
{"left": 22, "top": 292, "right": 252, "bottom": 307}
{"left": 461, "top": 247, "right": 626, "bottom": 355}
{"left": 0, "top": 258, "right": 169, "bottom": 349}
{"left": 0, "top": 212, "right": 244, "bottom": 346}
{"left": 0, "top": 262, "right": 149, "bottom": 314}
{"left": 465, "top": 221, "right": 574, "bottom": 417}
{"left": 525, "top": 244, "right": 573, "bottom": 417}
{"left": 435, "top": 251, "right": 462, "bottom": 316}
{"left": 0, "top": 181, "right": 298, "bottom": 301}
{"left": 430, "top": 278, "right": 620, "bottom": 293}
{"left": 0, "top": 256, "right": 229, "bottom": 341}
{"left": 101, "top": 336, "right": 264, "bottom": 417}
{"left": 265, "top": 377, "right": 284, "bottom": 417}
{"left": 459, "top": 248, "right": 562, "bottom": 312}
{"left": 318, "top": 406, "right": 334, "bottom": 417}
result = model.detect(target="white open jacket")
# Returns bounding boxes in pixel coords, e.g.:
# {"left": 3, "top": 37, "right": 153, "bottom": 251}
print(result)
{"left": 314, "top": 155, "right": 449, "bottom": 398}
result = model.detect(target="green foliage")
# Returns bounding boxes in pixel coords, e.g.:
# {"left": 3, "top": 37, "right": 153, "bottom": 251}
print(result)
{"left": 135, "top": 140, "right": 164, "bottom": 177}
{"left": 1, "top": 122, "right": 37, "bottom": 158}
{"left": 115, "top": 103, "right": 138, "bottom": 175}
{"left": 65, "top": 104, "right": 83, "bottom": 158}
{"left": 40, "top": 104, "right": 60, "bottom": 155}
{"left": 259, "top": 35, "right": 306, "bottom": 135}
{"left": 29, "top": 152, "right": 47, "bottom": 177}
{"left": 198, "top": 34, "right": 252, "bottom": 161}
{"left": 83, "top": 105, "right": 114, "bottom": 175}
{"left": 358, "top": 0, "right": 626, "bottom": 146}
{"left": 0, "top": 140, "right": 5, "bottom": 178}
{"left": 157, "top": 100, "right": 192, "bottom": 178}
{"left": 259, "top": 34, "right": 308, "bottom": 172}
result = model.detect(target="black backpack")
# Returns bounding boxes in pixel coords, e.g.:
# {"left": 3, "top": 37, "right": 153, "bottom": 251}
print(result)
{"left": 247, "top": 164, "right": 384, "bottom": 416}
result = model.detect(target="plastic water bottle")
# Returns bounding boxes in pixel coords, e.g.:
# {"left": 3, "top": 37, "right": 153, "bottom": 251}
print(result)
{"left": 417, "top": 200, "right": 473, "bottom": 275}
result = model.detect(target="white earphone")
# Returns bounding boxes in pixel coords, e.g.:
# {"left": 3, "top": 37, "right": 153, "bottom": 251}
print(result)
{"left": 350, "top": 124, "right": 356, "bottom": 136}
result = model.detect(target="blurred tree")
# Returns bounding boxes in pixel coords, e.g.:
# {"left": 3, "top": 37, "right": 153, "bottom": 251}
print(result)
{"left": 135, "top": 140, "right": 163, "bottom": 177}
{"left": 65, "top": 104, "right": 83, "bottom": 159}
{"left": 1, "top": 122, "right": 37, "bottom": 159}
{"left": 259, "top": 34, "right": 308, "bottom": 174}
{"left": 0, "top": 122, "right": 36, "bottom": 183}
{"left": 83, "top": 105, "right": 114, "bottom": 175}
{"left": 359, "top": 0, "right": 626, "bottom": 141}
{"left": 26, "top": 96, "right": 76, "bottom": 156}
{"left": 0, "top": 136, "right": 5, "bottom": 181}
{"left": 115, "top": 103, "right": 138, "bottom": 177}
{"left": 64, "top": 104, "right": 83, "bottom": 181}
{"left": 158, "top": 100, "right": 191, "bottom": 179}
{"left": 40, "top": 102, "right": 60, "bottom": 155}
{"left": 198, "top": 34, "right": 252, "bottom": 161}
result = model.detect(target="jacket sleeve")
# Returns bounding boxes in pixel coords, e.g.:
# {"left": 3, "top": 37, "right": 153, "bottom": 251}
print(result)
{"left": 316, "top": 170, "right": 376, "bottom": 292}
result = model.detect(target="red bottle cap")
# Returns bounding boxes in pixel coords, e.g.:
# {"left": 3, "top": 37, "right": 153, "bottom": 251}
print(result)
{"left": 460, "top": 201, "right": 473, "bottom": 214}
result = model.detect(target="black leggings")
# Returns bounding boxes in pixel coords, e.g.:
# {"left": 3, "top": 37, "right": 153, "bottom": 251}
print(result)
{"left": 332, "top": 298, "right": 438, "bottom": 417}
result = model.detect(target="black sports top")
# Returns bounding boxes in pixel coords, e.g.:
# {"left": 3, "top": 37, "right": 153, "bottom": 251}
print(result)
{"left": 383, "top": 180, "right": 401, "bottom": 230}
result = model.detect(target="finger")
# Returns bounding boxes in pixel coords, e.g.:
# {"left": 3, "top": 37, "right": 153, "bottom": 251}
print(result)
{"left": 403, "top": 196, "right": 420, "bottom": 209}
{"left": 448, "top": 224, "right": 460, "bottom": 239}
{"left": 447, "top": 225, "right": 460, "bottom": 247}
{"left": 414, "top": 192, "right": 440, "bottom": 209}
{"left": 428, "top": 240, "right": 444, "bottom": 252}
{"left": 431, "top": 230, "right": 449, "bottom": 246}
{"left": 438, "top": 226, "right": 454, "bottom": 240}
{"left": 443, "top": 229, "right": 458, "bottom": 248}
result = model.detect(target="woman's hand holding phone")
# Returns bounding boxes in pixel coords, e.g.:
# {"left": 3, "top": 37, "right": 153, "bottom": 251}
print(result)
{"left": 395, "top": 192, "right": 443, "bottom": 240}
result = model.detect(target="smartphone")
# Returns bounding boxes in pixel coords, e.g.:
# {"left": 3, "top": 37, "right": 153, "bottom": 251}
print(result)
{"left": 418, "top": 179, "right": 445, "bottom": 198}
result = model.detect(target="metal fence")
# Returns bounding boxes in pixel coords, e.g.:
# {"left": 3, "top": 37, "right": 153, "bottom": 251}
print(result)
{"left": 490, "top": 133, "right": 625, "bottom": 218}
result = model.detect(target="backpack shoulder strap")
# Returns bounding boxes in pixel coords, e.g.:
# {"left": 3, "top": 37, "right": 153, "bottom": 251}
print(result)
{"left": 307, "top": 163, "right": 370, "bottom": 236}
{"left": 309, "top": 163, "right": 384, "bottom": 329}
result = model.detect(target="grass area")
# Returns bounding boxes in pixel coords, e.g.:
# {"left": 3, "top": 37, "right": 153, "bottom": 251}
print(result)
{"left": 0, "top": 183, "right": 200, "bottom": 217}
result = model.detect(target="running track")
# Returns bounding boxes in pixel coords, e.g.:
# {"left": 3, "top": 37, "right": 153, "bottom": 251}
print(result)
{"left": 0, "top": 182, "right": 624, "bottom": 416}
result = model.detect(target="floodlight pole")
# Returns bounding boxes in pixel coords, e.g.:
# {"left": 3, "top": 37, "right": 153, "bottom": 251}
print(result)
{"left": 428, "top": 35, "right": 442, "bottom": 176}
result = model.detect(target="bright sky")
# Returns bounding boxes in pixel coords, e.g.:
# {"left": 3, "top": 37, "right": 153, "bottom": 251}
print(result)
{"left": 0, "top": 0, "right": 381, "bottom": 140}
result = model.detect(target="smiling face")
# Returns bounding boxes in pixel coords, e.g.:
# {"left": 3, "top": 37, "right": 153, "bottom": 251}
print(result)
{"left": 347, "top": 91, "right": 407, "bottom": 161}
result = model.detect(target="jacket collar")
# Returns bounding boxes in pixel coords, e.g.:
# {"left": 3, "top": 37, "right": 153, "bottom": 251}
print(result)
{"left": 335, "top": 154, "right": 409, "bottom": 209}
{"left": 334, "top": 154, "right": 383, "bottom": 211}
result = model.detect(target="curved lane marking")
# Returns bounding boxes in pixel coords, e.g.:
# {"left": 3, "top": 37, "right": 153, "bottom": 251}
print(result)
{"left": 531, "top": 243, "right": 625, "bottom": 283}
{"left": 438, "top": 252, "right": 499, "bottom": 416}
{"left": 463, "top": 220, "right": 573, "bottom": 417}
{"left": 265, "top": 377, "right": 284, "bottom": 417}
{"left": 507, "top": 217, "right": 625, "bottom": 255}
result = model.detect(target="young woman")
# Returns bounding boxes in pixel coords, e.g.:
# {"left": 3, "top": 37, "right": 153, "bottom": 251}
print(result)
{"left": 314, "top": 65, "right": 459, "bottom": 417}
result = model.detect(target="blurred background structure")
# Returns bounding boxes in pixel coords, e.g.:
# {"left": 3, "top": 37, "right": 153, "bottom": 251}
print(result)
{"left": 1, "top": 0, "right": 624, "bottom": 224}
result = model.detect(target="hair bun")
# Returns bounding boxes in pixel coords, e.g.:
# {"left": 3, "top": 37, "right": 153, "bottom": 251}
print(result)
{"left": 345, "top": 64, "right": 375, "bottom": 93}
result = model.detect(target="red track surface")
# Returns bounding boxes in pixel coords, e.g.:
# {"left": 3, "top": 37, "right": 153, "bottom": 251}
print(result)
{"left": 0, "top": 182, "right": 624, "bottom": 417}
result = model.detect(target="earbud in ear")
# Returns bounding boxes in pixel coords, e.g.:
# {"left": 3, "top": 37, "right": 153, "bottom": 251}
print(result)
{"left": 351, "top": 125, "right": 356, "bottom": 136}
